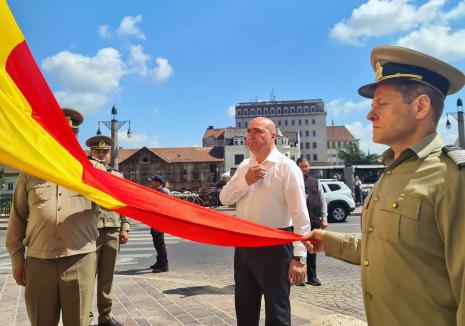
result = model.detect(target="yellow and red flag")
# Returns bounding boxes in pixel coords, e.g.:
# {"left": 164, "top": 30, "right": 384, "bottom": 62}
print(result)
{"left": 0, "top": 1, "right": 303, "bottom": 247}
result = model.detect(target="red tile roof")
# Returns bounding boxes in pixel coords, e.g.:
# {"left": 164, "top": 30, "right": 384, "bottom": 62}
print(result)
{"left": 326, "top": 126, "right": 356, "bottom": 141}
{"left": 119, "top": 147, "right": 223, "bottom": 164}
{"left": 202, "top": 128, "right": 225, "bottom": 141}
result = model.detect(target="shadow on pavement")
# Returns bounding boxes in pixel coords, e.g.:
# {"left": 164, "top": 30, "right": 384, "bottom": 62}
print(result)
{"left": 116, "top": 268, "right": 151, "bottom": 275}
{"left": 164, "top": 284, "right": 235, "bottom": 297}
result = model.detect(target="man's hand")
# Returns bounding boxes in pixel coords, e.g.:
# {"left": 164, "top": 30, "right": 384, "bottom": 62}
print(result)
{"left": 119, "top": 230, "right": 129, "bottom": 244}
{"left": 13, "top": 267, "right": 26, "bottom": 286}
{"left": 303, "top": 229, "right": 326, "bottom": 253}
{"left": 288, "top": 259, "right": 306, "bottom": 285}
{"left": 320, "top": 220, "right": 328, "bottom": 230}
{"left": 245, "top": 164, "right": 267, "bottom": 185}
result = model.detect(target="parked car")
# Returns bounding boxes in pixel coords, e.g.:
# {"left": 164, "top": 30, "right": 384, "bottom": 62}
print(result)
{"left": 320, "top": 180, "right": 355, "bottom": 222}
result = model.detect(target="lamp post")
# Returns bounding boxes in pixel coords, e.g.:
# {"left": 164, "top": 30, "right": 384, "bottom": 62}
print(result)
{"left": 96, "top": 105, "right": 132, "bottom": 170}
{"left": 445, "top": 98, "right": 464, "bottom": 148}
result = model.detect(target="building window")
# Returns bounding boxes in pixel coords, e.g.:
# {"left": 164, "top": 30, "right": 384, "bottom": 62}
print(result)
{"left": 245, "top": 122, "right": 248, "bottom": 128}
{"left": 237, "top": 110, "right": 241, "bottom": 116}
{"left": 338, "top": 141, "right": 341, "bottom": 148}
{"left": 298, "top": 119, "right": 302, "bottom": 125}
{"left": 291, "top": 107, "right": 295, "bottom": 113}
{"left": 284, "top": 107, "right": 288, "bottom": 114}
{"left": 264, "top": 108, "right": 268, "bottom": 114}
{"left": 304, "top": 106, "right": 309, "bottom": 112}
{"left": 305, "top": 131, "right": 309, "bottom": 137}
{"left": 192, "top": 170, "right": 200, "bottom": 180}
{"left": 181, "top": 169, "right": 187, "bottom": 181}
{"left": 306, "top": 142, "right": 310, "bottom": 149}
{"left": 129, "top": 171, "right": 136, "bottom": 181}
{"left": 297, "top": 107, "right": 302, "bottom": 113}
{"left": 311, "top": 105, "right": 316, "bottom": 112}
{"left": 237, "top": 122, "right": 241, "bottom": 128}
{"left": 300, "top": 143, "right": 303, "bottom": 149}
{"left": 332, "top": 142, "right": 336, "bottom": 149}
{"left": 313, "top": 142, "right": 317, "bottom": 149}
{"left": 257, "top": 108, "right": 262, "bottom": 115}
{"left": 8, "top": 182, "right": 14, "bottom": 190}
{"left": 306, "top": 154, "right": 311, "bottom": 160}
{"left": 313, "top": 154, "right": 318, "bottom": 161}
{"left": 327, "top": 142, "right": 330, "bottom": 148}
{"left": 299, "top": 131, "right": 302, "bottom": 137}
{"left": 278, "top": 120, "right": 281, "bottom": 126}
{"left": 305, "top": 119, "right": 309, "bottom": 125}
{"left": 270, "top": 108, "right": 275, "bottom": 114}
{"left": 244, "top": 109, "right": 248, "bottom": 115}
{"left": 312, "top": 130, "right": 316, "bottom": 136}
{"left": 234, "top": 138, "right": 239, "bottom": 145}
{"left": 285, "top": 120, "right": 288, "bottom": 126}
{"left": 291, "top": 119, "right": 295, "bottom": 125}
{"left": 312, "top": 119, "right": 316, "bottom": 125}
{"left": 250, "top": 109, "right": 255, "bottom": 115}
{"left": 235, "top": 154, "right": 245, "bottom": 165}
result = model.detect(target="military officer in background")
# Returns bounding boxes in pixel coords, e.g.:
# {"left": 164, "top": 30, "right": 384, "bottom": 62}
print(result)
{"left": 304, "top": 45, "right": 465, "bottom": 325}
{"left": 6, "top": 108, "right": 98, "bottom": 326}
{"left": 86, "top": 135, "right": 129, "bottom": 326}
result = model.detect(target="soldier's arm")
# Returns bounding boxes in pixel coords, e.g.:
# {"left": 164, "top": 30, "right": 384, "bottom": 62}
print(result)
{"left": 5, "top": 173, "right": 29, "bottom": 269}
{"left": 436, "top": 173, "right": 465, "bottom": 322}
{"left": 323, "top": 231, "right": 362, "bottom": 265}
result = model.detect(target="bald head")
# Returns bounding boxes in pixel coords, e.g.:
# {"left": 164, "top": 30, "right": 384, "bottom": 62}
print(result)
{"left": 246, "top": 117, "right": 277, "bottom": 162}
{"left": 249, "top": 117, "right": 276, "bottom": 133}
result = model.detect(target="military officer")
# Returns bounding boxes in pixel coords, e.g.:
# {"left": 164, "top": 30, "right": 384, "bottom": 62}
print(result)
{"left": 304, "top": 46, "right": 465, "bottom": 326}
{"left": 6, "top": 108, "right": 98, "bottom": 326}
{"left": 86, "top": 135, "right": 129, "bottom": 326}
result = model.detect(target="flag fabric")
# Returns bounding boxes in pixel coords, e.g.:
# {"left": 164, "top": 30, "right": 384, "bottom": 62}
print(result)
{"left": 0, "top": 1, "right": 305, "bottom": 247}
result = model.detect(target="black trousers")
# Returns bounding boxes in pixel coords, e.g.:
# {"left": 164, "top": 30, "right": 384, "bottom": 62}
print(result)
{"left": 306, "top": 222, "right": 320, "bottom": 278}
{"left": 150, "top": 228, "right": 168, "bottom": 266}
{"left": 234, "top": 241, "right": 293, "bottom": 326}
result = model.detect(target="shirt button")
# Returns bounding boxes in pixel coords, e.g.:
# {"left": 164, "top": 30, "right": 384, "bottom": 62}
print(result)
{"left": 368, "top": 226, "right": 374, "bottom": 232}
{"left": 365, "top": 292, "right": 373, "bottom": 301}
{"left": 373, "top": 196, "right": 380, "bottom": 202}
{"left": 58, "top": 193, "right": 62, "bottom": 196}
{"left": 363, "top": 260, "right": 369, "bottom": 266}
{"left": 57, "top": 207, "right": 62, "bottom": 211}
{"left": 386, "top": 170, "right": 392, "bottom": 175}
{"left": 392, "top": 202, "right": 398, "bottom": 208}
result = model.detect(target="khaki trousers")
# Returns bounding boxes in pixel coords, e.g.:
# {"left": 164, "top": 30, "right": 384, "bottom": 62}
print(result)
{"left": 25, "top": 252, "right": 96, "bottom": 326}
{"left": 96, "top": 228, "right": 120, "bottom": 323}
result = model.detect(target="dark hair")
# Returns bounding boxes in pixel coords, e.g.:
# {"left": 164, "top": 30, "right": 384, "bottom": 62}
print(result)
{"left": 383, "top": 80, "right": 445, "bottom": 125}
{"left": 296, "top": 157, "right": 308, "bottom": 165}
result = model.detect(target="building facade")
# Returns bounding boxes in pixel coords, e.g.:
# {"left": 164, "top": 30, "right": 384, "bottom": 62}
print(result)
{"left": 234, "top": 99, "right": 327, "bottom": 164}
{"left": 203, "top": 126, "right": 300, "bottom": 175}
{"left": 0, "top": 165, "right": 19, "bottom": 196}
{"left": 118, "top": 146, "right": 224, "bottom": 191}
{"left": 326, "top": 126, "right": 360, "bottom": 165}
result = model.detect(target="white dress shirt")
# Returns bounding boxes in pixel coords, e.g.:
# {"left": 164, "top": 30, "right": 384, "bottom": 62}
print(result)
{"left": 220, "top": 147, "right": 311, "bottom": 256}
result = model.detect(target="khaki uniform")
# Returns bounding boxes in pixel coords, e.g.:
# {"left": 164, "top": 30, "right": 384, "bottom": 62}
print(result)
{"left": 6, "top": 173, "right": 98, "bottom": 326}
{"left": 324, "top": 133, "right": 465, "bottom": 326}
{"left": 89, "top": 157, "right": 130, "bottom": 323}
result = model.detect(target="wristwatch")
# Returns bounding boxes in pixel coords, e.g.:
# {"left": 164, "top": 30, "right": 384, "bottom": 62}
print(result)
{"left": 292, "top": 256, "right": 306, "bottom": 265}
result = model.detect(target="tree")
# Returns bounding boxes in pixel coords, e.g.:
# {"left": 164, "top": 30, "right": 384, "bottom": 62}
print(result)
{"left": 338, "top": 143, "right": 379, "bottom": 165}
{"left": 0, "top": 166, "right": 5, "bottom": 191}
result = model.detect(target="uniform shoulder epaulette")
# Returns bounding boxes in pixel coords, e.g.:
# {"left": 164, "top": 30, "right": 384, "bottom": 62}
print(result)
{"left": 442, "top": 145, "right": 465, "bottom": 169}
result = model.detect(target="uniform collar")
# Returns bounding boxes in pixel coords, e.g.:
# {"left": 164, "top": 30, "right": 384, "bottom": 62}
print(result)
{"left": 381, "top": 132, "right": 443, "bottom": 166}
{"left": 251, "top": 146, "right": 279, "bottom": 165}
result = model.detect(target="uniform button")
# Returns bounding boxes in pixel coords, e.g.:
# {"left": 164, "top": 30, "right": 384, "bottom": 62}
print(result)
{"left": 363, "top": 260, "right": 369, "bottom": 266}
{"left": 368, "top": 226, "right": 374, "bottom": 232}
{"left": 58, "top": 193, "right": 62, "bottom": 196}
{"left": 373, "top": 196, "right": 379, "bottom": 202}
{"left": 57, "top": 207, "right": 61, "bottom": 211}
{"left": 392, "top": 202, "right": 398, "bottom": 208}
{"left": 365, "top": 292, "right": 373, "bottom": 300}
{"left": 386, "top": 170, "right": 392, "bottom": 175}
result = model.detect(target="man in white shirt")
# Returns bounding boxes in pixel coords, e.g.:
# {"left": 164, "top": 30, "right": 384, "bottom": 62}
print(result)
{"left": 220, "top": 117, "right": 311, "bottom": 326}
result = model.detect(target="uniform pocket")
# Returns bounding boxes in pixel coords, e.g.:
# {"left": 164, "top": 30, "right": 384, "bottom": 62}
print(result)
{"left": 30, "top": 184, "right": 51, "bottom": 204}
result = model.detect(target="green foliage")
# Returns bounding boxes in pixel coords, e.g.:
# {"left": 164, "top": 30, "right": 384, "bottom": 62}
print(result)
{"left": 0, "top": 167, "right": 5, "bottom": 190}
{"left": 338, "top": 143, "right": 379, "bottom": 165}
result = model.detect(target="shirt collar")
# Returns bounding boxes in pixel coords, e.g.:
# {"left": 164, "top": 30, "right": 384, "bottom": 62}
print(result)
{"left": 251, "top": 146, "right": 280, "bottom": 165}
{"left": 381, "top": 132, "right": 443, "bottom": 165}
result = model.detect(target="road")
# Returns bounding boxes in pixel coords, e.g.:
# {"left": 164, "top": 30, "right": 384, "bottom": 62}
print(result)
{"left": 0, "top": 211, "right": 365, "bottom": 320}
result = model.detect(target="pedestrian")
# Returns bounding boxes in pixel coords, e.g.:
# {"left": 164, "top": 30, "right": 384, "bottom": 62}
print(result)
{"left": 220, "top": 117, "right": 311, "bottom": 326}
{"left": 296, "top": 158, "right": 327, "bottom": 286}
{"left": 304, "top": 45, "right": 465, "bottom": 325}
{"left": 6, "top": 108, "right": 98, "bottom": 326}
{"left": 150, "top": 174, "right": 170, "bottom": 273}
{"left": 86, "top": 135, "right": 130, "bottom": 326}
{"left": 353, "top": 175, "right": 363, "bottom": 207}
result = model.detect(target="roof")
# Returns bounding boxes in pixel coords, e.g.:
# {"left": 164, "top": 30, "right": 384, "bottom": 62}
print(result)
{"left": 224, "top": 128, "right": 247, "bottom": 139}
{"left": 326, "top": 126, "right": 356, "bottom": 141}
{"left": 0, "top": 165, "right": 20, "bottom": 174}
{"left": 282, "top": 131, "right": 298, "bottom": 142}
{"left": 120, "top": 146, "right": 223, "bottom": 164}
{"left": 202, "top": 128, "right": 225, "bottom": 141}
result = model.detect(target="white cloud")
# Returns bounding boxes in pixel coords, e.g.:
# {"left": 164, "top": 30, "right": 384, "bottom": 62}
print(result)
{"left": 98, "top": 25, "right": 112, "bottom": 39}
{"left": 116, "top": 15, "right": 146, "bottom": 40}
{"left": 42, "top": 48, "right": 126, "bottom": 113}
{"left": 127, "top": 45, "right": 150, "bottom": 76}
{"left": 227, "top": 105, "right": 236, "bottom": 118}
{"left": 346, "top": 121, "right": 388, "bottom": 154}
{"left": 397, "top": 24, "right": 465, "bottom": 61}
{"left": 326, "top": 98, "right": 371, "bottom": 115}
{"left": 152, "top": 57, "right": 174, "bottom": 84}
{"left": 330, "top": 0, "right": 450, "bottom": 45}
{"left": 117, "top": 131, "right": 160, "bottom": 148}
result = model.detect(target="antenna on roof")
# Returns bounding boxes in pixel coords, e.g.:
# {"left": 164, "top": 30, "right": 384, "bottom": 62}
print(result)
{"left": 332, "top": 119, "right": 334, "bottom": 126}
{"left": 270, "top": 89, "right": 276, "bottom": 102}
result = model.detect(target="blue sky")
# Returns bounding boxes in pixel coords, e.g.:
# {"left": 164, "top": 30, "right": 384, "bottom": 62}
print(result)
{"left": 8, "top": 0, "right": 465, "bottom": 154}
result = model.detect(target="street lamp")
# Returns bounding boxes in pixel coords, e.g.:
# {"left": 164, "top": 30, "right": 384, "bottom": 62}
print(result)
{"left": 96, "top": 105, "right": 132, "bottom": 170}
{"left": 445, "top": 97, "right": 464, "bottom": 148}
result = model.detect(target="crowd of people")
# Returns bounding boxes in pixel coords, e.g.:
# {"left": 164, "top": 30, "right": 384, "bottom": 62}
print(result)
{"left": 5, "top": 44, "right": 465, "bottom": 326}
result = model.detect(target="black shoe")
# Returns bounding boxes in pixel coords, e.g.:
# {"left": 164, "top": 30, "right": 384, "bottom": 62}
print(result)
{"left": 98, "top": 317, "right": 123, "bottom": 326}
{"left": 306, "top": 276, "right": 321, "bottom": 286}
{"left": 152, "top": 265, "right": 169, "bottom": 273}
{"left": 149, "top": 263, "right": 156, "bottom": 269}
